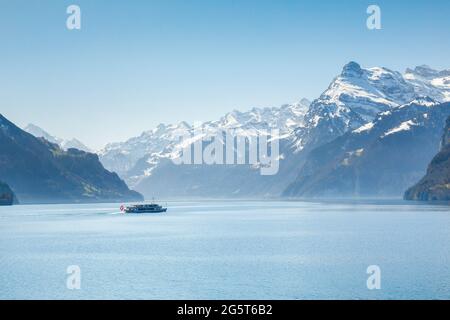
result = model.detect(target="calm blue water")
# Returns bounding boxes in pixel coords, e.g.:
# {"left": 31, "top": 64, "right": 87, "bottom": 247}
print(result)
{"left": 0, "top": 200, "right": 449, "bottom": 300}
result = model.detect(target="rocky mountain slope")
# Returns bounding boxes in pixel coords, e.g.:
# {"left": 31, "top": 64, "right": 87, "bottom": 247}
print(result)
{"left": 292, "top": 62, "right": 432, "bottom": 153}
{"left": 404, "top": 116, "right": 450, "bottom": 201}
{"left": 0, "top": 114, "right": 143, "bottom": 204}
{"left": 404, "top": 65, "right": 450, "bottom": 102}
{"left": 284, "top": 99, "right": 450, "bottom": 197}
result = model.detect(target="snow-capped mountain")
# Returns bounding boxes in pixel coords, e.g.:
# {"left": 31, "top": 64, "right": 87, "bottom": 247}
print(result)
{"left": 284, "top": 99, "right": 450, "bottom": 197}
{"left": 24, "top": 124, "right": 92, "bottom": 153}
{"left": 99, "top": 61, "right": 450, "bottom": 199}
{"left": 24, "top": 124, "right": 59, "bottom": 144}
{"left": 99, "top": 99, "right": 311, "bottom": 184}
{"left": 99, "top": 121, "right": 192, "bottom": 176}
{"left": 212, "top": 98, "right": 311, "bottom": 132}
{"left": 293, "top": 62, "right": 450, "bottom": 153}
{"left": 319, "top": 62, "right": 416, "bottom": 119}
{"left": 404, "top": 65, "right": 450, "bottom": 102}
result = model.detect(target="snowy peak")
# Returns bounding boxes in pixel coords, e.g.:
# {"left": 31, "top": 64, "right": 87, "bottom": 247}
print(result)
{"left": 282, "top": 99, "right": 311, "bottom": 115}
{"left": 286, "top": 101, "right": 450, "bottom": 198}
{"left": 24, "top": 124, "right": 92, "bottom": 152}
{"left": 99, "top": 99, "right": 311, "bottom": 179}
{"left": 299, "top": 98, "right": 312, "bottom": 107}
{"left": 313, "top": 61, "right": 450, "bottom": 120}
{"left": 341, "top": 61, "right": 364, "bottom": 78}
{"left": 63, "top": 138, "right": 92, "bottom": 151}
{"left": 334, "top": 63, "right": 414, "bottom": 108}
{"left": 406, "top": 65, "right": 438, "bottom": 79}
{"left": 406, "top": 65, "right": 450, "bottom": 79}
{"left": 24, "top": 124, "right": 60, "bottom": 145}
{"left": 293, "top": 61, "right": 450, "bottom": 152}
{"left": 199, "top": 99, "right": 311, "bottom": 133}
{"left": 404, "top": 65, "right": 450, "bottom": 102}
{"left": 310, "top": 62, "right": 416, "bottom": 125}
{"left": 99, "top": 61, "right": 450, "bottom": 190}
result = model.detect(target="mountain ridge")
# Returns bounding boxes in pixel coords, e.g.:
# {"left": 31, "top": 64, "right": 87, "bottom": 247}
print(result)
{"left": 0, "top": 114, "right": 143, "bottom": 204}
{"left": 283, "top": 100, "right": 450, "bottom": 197}
{"left": 98, "top": 62, "right": 450, "bottom": 199}
{"left": 100, "top": 99, "right": 312, "bottom": 187}
{"left": 24, "top": 124, "right": 92, "bottom": 152}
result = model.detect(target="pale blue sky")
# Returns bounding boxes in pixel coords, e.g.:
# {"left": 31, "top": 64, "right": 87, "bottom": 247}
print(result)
{"left": 1, "top": 0, "right": 449, "bottom": 149}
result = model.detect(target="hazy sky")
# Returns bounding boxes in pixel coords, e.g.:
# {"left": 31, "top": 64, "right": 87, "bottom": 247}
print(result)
{"left": 1, "top": 0, "right": 449, "bottom": 149}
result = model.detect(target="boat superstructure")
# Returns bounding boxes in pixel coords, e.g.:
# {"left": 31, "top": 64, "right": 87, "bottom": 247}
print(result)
{"left": 122, "top": 203, "right": 167, "bottom": 214}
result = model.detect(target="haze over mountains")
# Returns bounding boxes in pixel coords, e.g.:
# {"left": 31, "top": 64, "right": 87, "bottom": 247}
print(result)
{"left": 5, "top": 62, "right": 450, "bottom": 202}
{"left": 99, "top": 98, "right": 312, "bottom": 192}
{"left": 98, "top": 62, "right": 450, "bottom": 199}
{"left": 285, "top": 98, "right": 450, "bottom": 197}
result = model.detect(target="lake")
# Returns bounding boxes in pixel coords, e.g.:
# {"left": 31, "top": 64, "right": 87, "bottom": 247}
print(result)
{"left": 0, "top": 200, "right": 449, "bottom": 299}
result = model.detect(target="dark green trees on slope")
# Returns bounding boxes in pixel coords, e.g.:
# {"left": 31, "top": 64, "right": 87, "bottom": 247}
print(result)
{"left": 404, "top": 116, "right": 450, "bottom": 201}
{"left": 0, "top": 114, "right": 143, "bottom": 204}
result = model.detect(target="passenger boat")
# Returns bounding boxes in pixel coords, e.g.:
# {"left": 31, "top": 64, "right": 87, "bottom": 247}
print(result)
{"left": 121, "top": 203, "right": 167, "bottom": 214}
